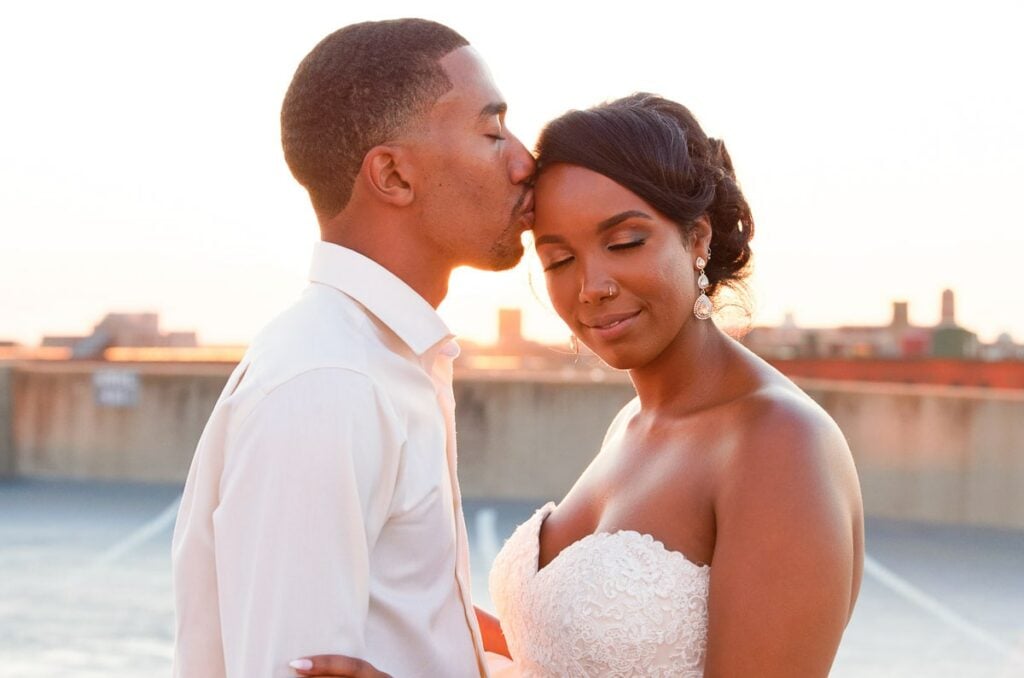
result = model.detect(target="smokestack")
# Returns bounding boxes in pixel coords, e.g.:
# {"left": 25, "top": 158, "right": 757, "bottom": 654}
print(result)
{"left": 941, "top": 289, "right": 956, "bottom": 327}
{"left": 891, "top": 301, "right": 909, "bottom": 329}
{"left": 498, "top": 308, "right": 523, "bottom": 347}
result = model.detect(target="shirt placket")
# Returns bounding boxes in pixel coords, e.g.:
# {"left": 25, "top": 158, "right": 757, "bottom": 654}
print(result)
{"left": 429, "top": 342, "right": 488, "bottom": 677}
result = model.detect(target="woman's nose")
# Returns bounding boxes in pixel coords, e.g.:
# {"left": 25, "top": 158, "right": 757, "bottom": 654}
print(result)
{"left": 578, "top": 271, "right": 618, "bottom": 305}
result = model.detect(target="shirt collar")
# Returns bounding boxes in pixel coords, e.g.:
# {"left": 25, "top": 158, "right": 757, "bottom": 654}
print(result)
{"left": 309, "top": 241, "right": 454, "bottom": 357}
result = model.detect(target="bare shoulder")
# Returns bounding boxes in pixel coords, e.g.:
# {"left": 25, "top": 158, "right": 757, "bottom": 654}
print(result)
{"left": 714, "top": 338, "right": 854, "bottom": 478}
{"left": 717, "top": 381, "right": 861, "bottom": 521}
{"left": 703, "top": 349, "right": 864, "bottom": 675}
{"left": 710, "top": 380, "right": 864, "bottom": 617}
{"left": 735, "top": 381, "right": 850, "bottom": 467}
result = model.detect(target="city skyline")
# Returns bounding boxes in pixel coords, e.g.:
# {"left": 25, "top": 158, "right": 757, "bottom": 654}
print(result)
{"left": 2, "top": 2, "right": 1022, "bottom": 346}
{"left": 11, "top": 285, "right": 1016, "bottom": 355}
{"left": 0, "top": 276, "right": 1012, "bottom": 347}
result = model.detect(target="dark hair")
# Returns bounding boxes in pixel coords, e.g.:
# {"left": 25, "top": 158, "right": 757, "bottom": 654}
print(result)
{"left": 281, "top": 19, "right": 469, "bottom": 217}
{"left": 535, "top": 93, "right": 754, "bottom": 297}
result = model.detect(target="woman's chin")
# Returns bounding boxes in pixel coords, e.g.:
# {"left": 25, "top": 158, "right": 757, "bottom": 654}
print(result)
{"left": 585, "top": 344, "right": 647, "bottom": 371}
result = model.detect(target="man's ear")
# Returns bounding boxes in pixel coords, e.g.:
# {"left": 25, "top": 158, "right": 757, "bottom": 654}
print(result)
{"left": 359, "top": 145, "right": 414, "bottom": 207}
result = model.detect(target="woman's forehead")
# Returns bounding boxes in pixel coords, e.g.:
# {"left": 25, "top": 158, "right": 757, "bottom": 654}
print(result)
{"left": 535, "top": 166, "right": 652, "bottom": 228}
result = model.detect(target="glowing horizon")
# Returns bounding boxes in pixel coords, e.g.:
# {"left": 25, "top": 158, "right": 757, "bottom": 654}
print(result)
{"left": 2, "top": 1, "right": 1022, "bottom": 347}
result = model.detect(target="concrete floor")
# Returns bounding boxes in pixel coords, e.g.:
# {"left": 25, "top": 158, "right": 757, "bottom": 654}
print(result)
{"left": 1, "top": 479, "right": 1022, "bottom": 677}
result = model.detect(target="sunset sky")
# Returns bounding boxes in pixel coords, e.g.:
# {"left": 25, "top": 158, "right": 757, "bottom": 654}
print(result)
{"left": 2, "top": 1, "right": 1022, "bottom": 346}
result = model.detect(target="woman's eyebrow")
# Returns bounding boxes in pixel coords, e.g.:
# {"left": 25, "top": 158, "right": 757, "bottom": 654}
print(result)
{"left": 596, "top": 210, "right": 652, "bottom": 232}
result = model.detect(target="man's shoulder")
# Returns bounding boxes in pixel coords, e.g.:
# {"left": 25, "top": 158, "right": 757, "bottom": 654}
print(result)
{"left": 246, "top": 284, "right": 389, "bottom": 382}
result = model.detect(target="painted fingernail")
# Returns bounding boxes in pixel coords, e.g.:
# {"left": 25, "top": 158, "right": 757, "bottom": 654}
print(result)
{"left": 289, "top": 659, "right": 313, "bottom": 670}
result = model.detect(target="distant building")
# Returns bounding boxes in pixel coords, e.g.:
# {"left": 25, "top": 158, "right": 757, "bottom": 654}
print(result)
{"left": 40, "top": 336, "right": 79, "bottom": 348}
{"left": 744, "top": 289, "right": 987, "bottom": 360}
{"left": 456, "top": 307, "right": 610, "bottom": 375}
{"left": 930, "top": 289, "right": 978, "bottom": 358}
{"left": 981, "top": 333, "right": 1024, "bottom": 361}
{"left": 41, "top": 312, "right": 197, "bottom": 360}
{"left": 497, "top": 308, "right": 527, "bottom": 349}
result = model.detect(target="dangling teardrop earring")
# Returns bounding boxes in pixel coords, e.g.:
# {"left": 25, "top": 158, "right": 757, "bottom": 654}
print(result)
{"left": 693, "top": 254, "right": 713, "bottom": 320}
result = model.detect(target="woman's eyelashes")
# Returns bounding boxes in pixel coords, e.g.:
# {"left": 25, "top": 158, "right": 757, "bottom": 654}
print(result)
{"left": 607, "top": 239, "right": 646, "bottom": 251}
{"left": 543, "top": 256, "right": 573, "bottom": 272}
{"left": 542, "top": 239, "right": 646, "bottom": 272}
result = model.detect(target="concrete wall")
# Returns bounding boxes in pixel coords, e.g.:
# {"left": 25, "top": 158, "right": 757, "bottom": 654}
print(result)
{"left": 454, "top": 374, "right": 636, "bottom": 501}
{"left": 3, "top": 361, "right": 1023, "bottom": 529}
{"left": 0, "top": 366, "right": 14, "bottom": 477}
{"left": 801, "top": 379, "right": 1024, "bottom": 529}
{"left": 9, "top": 361, "right": 231, "bottom": 482}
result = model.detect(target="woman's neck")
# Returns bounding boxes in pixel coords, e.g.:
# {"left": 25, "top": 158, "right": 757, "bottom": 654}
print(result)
{"left": 628, "top": 319, "right": 735, "bottom": 417}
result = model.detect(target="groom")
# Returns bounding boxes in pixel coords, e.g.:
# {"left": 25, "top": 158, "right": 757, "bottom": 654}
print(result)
{"left": 171, "top": 19, "right": 534, "bottom": 678}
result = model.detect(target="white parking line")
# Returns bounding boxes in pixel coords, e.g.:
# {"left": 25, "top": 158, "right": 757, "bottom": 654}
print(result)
{"left": 475, "top": 507, "right": 501, "bottom": 565}
{"left": 61, "top": 497, "right": 1024, "bottom": 674}
{"left": 64, "top": 495, "right": 181, "bottom": 588}
{"left": 864, "top": 554, "right": 1024, "bottom": 668}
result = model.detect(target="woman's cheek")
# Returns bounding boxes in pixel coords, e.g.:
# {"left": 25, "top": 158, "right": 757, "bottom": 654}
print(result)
{"left": 546, "top": 276, "right": 575, "bottom": 326}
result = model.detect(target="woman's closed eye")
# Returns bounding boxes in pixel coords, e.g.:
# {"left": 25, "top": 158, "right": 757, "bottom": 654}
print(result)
{"left": 608, "top": 239, "right": 646, "bottom": 251}
{"left": 543, "top": 255, "right": 574, "bottom": 272}
{"left": 542, "top": 239, "right": 645, "bottom": 271}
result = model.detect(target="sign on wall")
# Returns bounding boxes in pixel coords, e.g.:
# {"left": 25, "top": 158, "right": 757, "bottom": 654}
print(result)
{"left": 93, "top": 370, "right": 140, "bottom": 408}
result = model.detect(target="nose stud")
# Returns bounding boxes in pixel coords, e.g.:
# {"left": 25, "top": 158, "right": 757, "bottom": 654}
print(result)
{"left": 582, "top": 282, "right": 618, "bottom": 304}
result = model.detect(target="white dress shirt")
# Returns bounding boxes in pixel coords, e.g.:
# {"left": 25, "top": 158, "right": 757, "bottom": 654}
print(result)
{"left": 172, "top": 242, "right": 486, "bottom": 678}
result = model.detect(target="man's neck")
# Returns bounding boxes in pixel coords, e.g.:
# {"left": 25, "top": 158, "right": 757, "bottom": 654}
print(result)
{"left": 320, "top": 219, "right": 452, "bottom": 309}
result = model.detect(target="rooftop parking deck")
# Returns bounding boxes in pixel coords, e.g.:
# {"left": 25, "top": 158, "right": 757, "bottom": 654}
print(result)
{"left": 2, "top": 479, "right": 1022, "bottom": 677}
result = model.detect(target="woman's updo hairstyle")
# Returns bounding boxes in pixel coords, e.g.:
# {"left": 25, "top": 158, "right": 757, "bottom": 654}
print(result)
{"left": 534, "top": 93, "right": 754, "bottom": 297}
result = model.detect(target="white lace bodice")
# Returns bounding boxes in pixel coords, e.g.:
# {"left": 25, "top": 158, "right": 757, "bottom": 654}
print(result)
{"left": 489, "top": 502, "right": 710, "bottom": 678}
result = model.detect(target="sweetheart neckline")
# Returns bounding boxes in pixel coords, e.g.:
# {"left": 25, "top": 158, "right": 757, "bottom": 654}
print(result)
{"left": 532, "top": 502, "right": 711, "bottom": 576}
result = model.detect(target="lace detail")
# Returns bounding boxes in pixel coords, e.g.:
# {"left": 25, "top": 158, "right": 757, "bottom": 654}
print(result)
{"left": 489, "top": 503, "right": 710, "bottom": 677}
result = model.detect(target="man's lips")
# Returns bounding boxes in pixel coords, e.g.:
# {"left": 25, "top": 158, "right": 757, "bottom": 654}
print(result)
{"left": 516, "top": 189, "right": 535, "bottom": 227}
{"left": 521, "top": 189, "right": 534, "bottom": 213}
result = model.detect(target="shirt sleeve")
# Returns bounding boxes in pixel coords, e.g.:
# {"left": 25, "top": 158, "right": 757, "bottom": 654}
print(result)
{"left": 212, "top": 367, "right": 403, "bottom": 678}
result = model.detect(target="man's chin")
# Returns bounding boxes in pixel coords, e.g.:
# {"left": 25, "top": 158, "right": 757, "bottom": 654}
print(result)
{"left": 478, "top": 231, "right": 525, "bottom": 271}
{"left": 488, "top": 246, "right": 525, "bottom": 271}
{"left": 465, "top": 243, "right": 523, "bottom": 272}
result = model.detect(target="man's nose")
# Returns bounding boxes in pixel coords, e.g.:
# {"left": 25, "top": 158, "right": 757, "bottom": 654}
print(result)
{"left": 507, "top": 132, "right": 536, "bottom": 185}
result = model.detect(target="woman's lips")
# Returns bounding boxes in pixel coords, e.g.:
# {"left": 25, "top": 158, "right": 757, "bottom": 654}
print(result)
{"left": 581, "top": 310, "right": 641, "bottom": 341}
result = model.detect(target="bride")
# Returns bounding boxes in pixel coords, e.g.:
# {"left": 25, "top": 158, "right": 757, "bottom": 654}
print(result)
{"left": 296, "top": 94, "right": 864, "bottom": 677}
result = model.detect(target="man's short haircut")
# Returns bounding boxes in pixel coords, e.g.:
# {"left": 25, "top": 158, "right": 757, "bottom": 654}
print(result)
{"left": 281, "top": 19, "right": 469, "bottom": 217}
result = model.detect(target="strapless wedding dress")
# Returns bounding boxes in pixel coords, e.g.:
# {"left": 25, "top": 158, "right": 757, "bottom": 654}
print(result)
{"left": 489, "top": 502, "right": 710, "bottom": 677}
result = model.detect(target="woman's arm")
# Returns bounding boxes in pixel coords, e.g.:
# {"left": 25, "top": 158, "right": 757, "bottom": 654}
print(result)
{"left": 282, "top": 607, "right": 511, "bottom": 676}
{"left": 288, "top": 655, "right": 391, "bottom": 677}
{"left": 703, "top": 397, "right": 863, "bottom": 677}
{"left": 476, "top": 606, "right": 511, "bottom": 659}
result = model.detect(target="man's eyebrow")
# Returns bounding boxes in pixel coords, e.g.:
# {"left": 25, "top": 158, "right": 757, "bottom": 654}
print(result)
{"left": 479, "top": 101, "right": 508, "bottom": 119}
{"left": 535, "top": 210, "right": 653, "bottom": 247}
{"left": 597, "top": 210, "right": 653, "bottom": 232}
